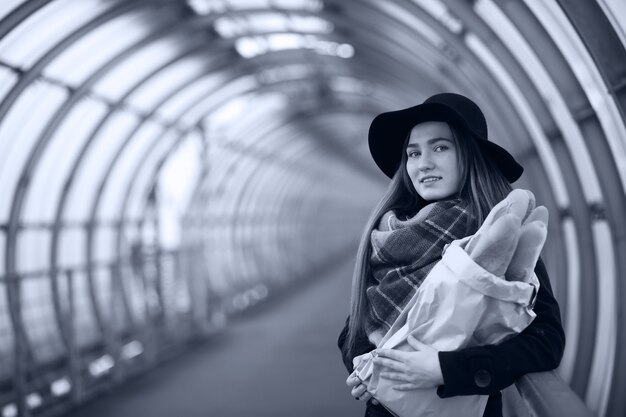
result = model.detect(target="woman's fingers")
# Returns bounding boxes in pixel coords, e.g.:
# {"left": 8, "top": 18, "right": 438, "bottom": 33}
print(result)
{"left": 359, "top": 392, "right": 373, "bottom": 402}
{"left": 406, "top": 335, "right": 432, "bottom": 351}
{"left": 406, "top": 335, "right": 423, "bottom": 350}
{"left": 346, "top": 372, "right": 361, "bottom": 387}
{"left": 375, "top": 348, "right": 406, "bottom": 361}
{"left": 373, "top": 356, "right": 405, "bottom": 372}
{"left": 351, "top": 383, "right": 367, "bottom": 398}
{"left": 351, "top": 383, "right": 376, "bottom": 402}
{"left": 392, "top": 383, "right": 420, "bottom": 391}
{"left": 380, "top": 371, "right": 413, "bottom": 382}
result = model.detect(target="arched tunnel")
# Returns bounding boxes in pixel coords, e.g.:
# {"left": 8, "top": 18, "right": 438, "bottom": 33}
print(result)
{"left": 0, "top": 0, "right": 625, "bottom": 416}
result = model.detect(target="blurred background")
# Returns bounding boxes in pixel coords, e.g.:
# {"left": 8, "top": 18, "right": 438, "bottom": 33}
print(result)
{"left": 0, "top": 0, "right": 624, "bottom": 416}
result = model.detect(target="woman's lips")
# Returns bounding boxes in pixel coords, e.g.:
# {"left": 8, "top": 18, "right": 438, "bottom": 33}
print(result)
{"left": 420, "top": 177, "right": 442, "bottom": 184}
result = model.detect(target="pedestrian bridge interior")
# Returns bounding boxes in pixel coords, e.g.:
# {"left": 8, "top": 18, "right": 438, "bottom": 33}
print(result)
{"left": 0, "top": 0, "right": 625, "bottom": 416}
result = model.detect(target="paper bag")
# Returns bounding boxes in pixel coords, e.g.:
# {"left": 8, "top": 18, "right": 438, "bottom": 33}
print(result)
{"left": 353, "top": 243, "right": 539, "bottom": 417}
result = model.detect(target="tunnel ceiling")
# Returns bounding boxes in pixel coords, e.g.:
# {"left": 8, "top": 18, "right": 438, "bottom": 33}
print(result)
{"left": 0, "top": 1, "right": 626, "bottom": 417}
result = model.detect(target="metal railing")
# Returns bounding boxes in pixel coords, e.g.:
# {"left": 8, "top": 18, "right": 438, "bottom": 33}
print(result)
{"left": 513, "top": 371, "right": 596, "bottom": 417}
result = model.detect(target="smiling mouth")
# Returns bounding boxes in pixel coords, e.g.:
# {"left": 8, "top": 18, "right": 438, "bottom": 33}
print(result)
{"left": 420, "top": 177, "right": 442, "bottom": 183}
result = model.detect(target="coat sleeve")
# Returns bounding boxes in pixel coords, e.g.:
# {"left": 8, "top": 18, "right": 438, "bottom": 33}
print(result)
{"left": 436, "top": 258, "right": 566, "bottom": 397}
{"left": 337, "top": 316, "right": 376, "bottom": 374}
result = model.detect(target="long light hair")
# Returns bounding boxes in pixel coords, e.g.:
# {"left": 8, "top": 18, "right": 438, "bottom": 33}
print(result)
{"left": 346, "top": 121, "right": 513, "bottom": 353}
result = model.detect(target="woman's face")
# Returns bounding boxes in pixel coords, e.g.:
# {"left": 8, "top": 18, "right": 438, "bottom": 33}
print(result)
{"left": 405, "top": 121, "right": 462, "bottom": 202}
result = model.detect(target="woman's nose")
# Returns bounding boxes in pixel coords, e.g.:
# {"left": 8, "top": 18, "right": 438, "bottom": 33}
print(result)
{"left": 417, "top": 153, "right": 434, "bottom": 171}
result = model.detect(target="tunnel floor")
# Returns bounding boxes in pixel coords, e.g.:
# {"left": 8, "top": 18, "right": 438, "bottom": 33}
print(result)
{"left": 63, "top": 259, "right": 363, "bottom": 417}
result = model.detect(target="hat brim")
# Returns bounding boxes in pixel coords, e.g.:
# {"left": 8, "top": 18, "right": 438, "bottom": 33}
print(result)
{"left": 368, "top": 102, "right": 523, "bottom": 182}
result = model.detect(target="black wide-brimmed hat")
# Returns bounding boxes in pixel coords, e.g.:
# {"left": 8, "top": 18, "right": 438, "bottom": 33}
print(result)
{"left": 368, "top": 93, "right": 523, "bottom": 182}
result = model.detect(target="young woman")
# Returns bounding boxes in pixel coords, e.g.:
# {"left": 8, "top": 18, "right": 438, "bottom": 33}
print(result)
{"left": 337, "top": 93, "right": 565, "bottom": 417}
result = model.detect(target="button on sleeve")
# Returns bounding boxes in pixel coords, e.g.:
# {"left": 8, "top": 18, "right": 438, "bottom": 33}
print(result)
{"left": 474, "top": 369, "right": 492, "bottom": 388}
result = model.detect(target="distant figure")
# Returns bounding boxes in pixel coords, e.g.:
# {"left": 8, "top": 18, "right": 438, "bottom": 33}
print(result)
{"left": 337, "top": 93, "right": 565, "bottom": 417}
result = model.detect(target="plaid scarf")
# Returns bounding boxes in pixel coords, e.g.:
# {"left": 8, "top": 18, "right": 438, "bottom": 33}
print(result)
{"left": 364, "top": 198, "right": 476, "bottom": 344}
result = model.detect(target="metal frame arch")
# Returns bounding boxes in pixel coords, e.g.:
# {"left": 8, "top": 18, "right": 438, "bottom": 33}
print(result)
{"left": 14, "top": 16, "right": 215, "bottom": 398}
{"left": 0, "top": 0, "right": 55, "bottom": 41}
{"left": 43, "top": 43, "right": 227, "bottom": 374}
{"left": 549, "top": 3, "right": 626, "bottom": 414}
{"left": 188, "top": 2, "right": 454, "bottom": 101}
{"left": 177, "top": 109, "right": 332, "bottom": 290}
{"left": 50, "top": 39, "right": 226, "bottom": 234}
{"left": 185, "top": 105, "right": 352, "bottom": 286}
{"left": 350, "top": 1, "right": 560, "bottom": 194}
{"left": 226, "top": 10, "right": 447, "bottom": 105}
{"left": 1, "top": 0, "right": 152, "bottom": 389}
{"left": 502, "top": 2, "right": 626, "bottom": 413}
{"left": 103, "top": 72, "right": 264, "bottom": 310}
{"left": 555, "top": 0, "right": 626, "bottom": 115}
{"left": 78, "top": 53, "right": 236, "bottom": 331}
{"left": 34, "top": 14, "right": 201, "bottom": 323}
{"left": 455, "top": 0, "right": 609, "bottom": 397}
{"left": 2, "top": 0, "right": 181, "bottom": 376}
{"left": 0, "top": 1, "right": 158, "bottom": 125}
{"left": 1, "top": 1, "right": 183, "bottom": 413}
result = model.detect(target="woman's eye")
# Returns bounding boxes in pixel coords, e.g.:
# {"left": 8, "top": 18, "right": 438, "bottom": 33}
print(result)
{"left": 408, "top": 151, "right": 420, "bottom": 158}
{"left": 434, "top": 145, "right": 448, "bottom": 152}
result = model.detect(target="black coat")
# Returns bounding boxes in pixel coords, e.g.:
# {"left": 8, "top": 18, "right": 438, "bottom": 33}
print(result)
{"left": 337, "top": 258, "right": 565, "bottom": 417}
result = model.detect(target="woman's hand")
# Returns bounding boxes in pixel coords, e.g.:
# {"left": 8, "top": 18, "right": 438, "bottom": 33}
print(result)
{"left": 373, "top": 335, "right": 443, "bottom": 391}
{"left": 346, "top": 371, "right": 379, "bottom": 404}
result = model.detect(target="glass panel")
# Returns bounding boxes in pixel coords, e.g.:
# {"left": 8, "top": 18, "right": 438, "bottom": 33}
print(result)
{"left": 156, "top": 133, "right": 202, "bottom": 249}
{"left": 234, "top": 34, "right": 355, "bottom": 59}
{"left": 0, "top": 0, "right": 27, "bottom": 22}
{"left": 44, "top": 10, "right": 157, "bottom": 87}
{"left": 187, "top": 0, "right": 227, "bottom": 14}
{"left": 156, "top": 72, "right": 228, "bottom": 121}
{"left": 71, "top": 270, "right": 101, "bottom": 348}
{"left": 16, "top": 229, "right": 51, "bottom": 274}
{"left": 0, "top": 82, "right": 68, "bottom": 223}
{"left": 228, "top": 0, "right": 271, "bottom": 9}
{"left": 64, "top": 111, "right": 140, "bottom": 222}
{"left": 200, "top": 91, "right": 249, "bottom": 130}
{"left": 0, "top": 0, "right": 114, "bottom": 69}
{"left": 58, "top": 227, "right": 86, "bottom": 269}
{"left": 587, "top": 221, "right": 617, "bottom": 416}
{"left": 256, "top": 63, "right": 314, "bottom": 83}
{"left": 558, "top": 218, "right": 580, "bottom": 383}
{"left": 187, "top": 0, "right": 323, "bottom": 14}
{"left": 377, "top": 1, "right": 443, "bottom": 47}
{"left": 214, "top": 12, "right": 333, "bottom": 38}
{"left": 0, "top": 67, "right": 18, "bottom": 103}
{"left": 92, "top": 35, "right": 188, "bottom": 102}
{"left": 412, "top": 0, "right": 463, "bottom": 34}
{"left": 272, "top": 0, "right": 323, "bottom": 11}
{"left": 92, "top": 265, "right": 112, "bottom": 324}
{"left": 179, "top": 75, "right": 258, "bottom": 128}
{"left": 122, "top": 259, "right": 146, "bottom": 324}
{"left": 20, "top": 276, "right": 65, "bottom": 364}
{"left": 126, "top": 129, "right": 178, "bottom": 221}
{"left": 125, "top": 55, "right": 207, "bottom": 113}
{"left": 205, "top": 227, "right": 229, "bottom": 293}
{"left": 524, "top": 0, "right": 626, "bottom": 194}
{"left": 598, "top": 0, "right": 626, "bottom": 49}
{"left": 0, "top": 279, "right": 14, "bottom": 380}
{"left": 97, "top": 120, "right": 163, "bottom": 222}
{"left": 0, "top": 230, "right": 13, "bottom": 377}
{"left": 475, "top": 0, "right": 603, "bottom": 204}
{"left": 224, "top": 92, "right": 287, "bottom": 144}
{"left": 465, "top": 33, "right": 570, "bottom": 208}
{"left": 23, "top": 98, "right": 109, "bottom": 223}
{"left": 0, "top": 232, "right": 4, "bottom": 276}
